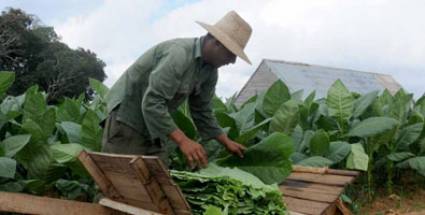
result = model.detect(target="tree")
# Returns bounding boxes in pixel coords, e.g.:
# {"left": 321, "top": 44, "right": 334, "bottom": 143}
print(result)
{"left": 0, "top": 8, "right": 106, "bottom": 103}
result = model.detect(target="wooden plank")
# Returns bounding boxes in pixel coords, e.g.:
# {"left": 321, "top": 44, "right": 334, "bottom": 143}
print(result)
{"left": 78, "top": 151, "right": 123, "bottom": 200}
{"left": 326, "top": 169, "right": 360, "bottom": 177}
{"left": 282, "top": 180, "right": 343, "bottom": 195}
{"left": 284, "top": 196, "right": 330, "bottom": 215}
{"left": 292, "top": 165, "right": 359, "bottom": 177}
{"left": 100, "top": 198, "right": 163, "bottom": 215}
{"left": 130, "top": 157, "right": 152, "bottom": 184}
{"left": 0, "top": 191, "right": 116, "bottom": 215}
{"left": 286, "top": 172, "right": 354, "bottom": 186}
{"left": 280, "top": 182, "right": 342, "bottom": 203}
{"left": 103, "top": 171, "right": 153, "bottom": 202}
{"left": 80, "top": 152, "right": 191, "bottom": 215}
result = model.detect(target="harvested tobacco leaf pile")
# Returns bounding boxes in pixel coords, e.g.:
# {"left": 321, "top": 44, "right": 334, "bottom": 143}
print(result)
{"left": 171, "top": 164, "right": 288, "bottom": 215}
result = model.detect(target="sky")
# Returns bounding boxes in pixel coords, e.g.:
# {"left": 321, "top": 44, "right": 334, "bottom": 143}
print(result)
{"left": 1, "top": 0, "right": 425, "bottom": 98}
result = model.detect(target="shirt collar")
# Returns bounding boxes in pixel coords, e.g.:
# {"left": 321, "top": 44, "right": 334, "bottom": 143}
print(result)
{"left": 194, "top": 36, "right": 204, "bottom": 59}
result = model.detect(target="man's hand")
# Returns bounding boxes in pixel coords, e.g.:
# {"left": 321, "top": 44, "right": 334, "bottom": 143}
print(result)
{"left": 179, "top": 139, "right": 208, "bottom": 169}
{"left": 169, "top": 129, "right": 208, "bottom": 169}
{"left": 216, "top": 134, "right": 246, "bottom": 158}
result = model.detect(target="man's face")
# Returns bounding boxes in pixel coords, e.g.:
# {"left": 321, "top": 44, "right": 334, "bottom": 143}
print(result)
{"left": 209, "top": 40, "right": 237, "bottom": 68}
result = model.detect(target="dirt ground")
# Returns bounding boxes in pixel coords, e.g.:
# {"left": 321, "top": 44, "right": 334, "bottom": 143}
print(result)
{"left": 359, "top": 189, "right": 425, "bottom": 215}
{"left": 344, "top": 171, "right": 425, "bottom": 215}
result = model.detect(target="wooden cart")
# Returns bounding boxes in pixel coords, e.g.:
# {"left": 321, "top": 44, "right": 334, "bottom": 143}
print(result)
{"left": 0, "top": 151, "right": 359, "bottom": 215}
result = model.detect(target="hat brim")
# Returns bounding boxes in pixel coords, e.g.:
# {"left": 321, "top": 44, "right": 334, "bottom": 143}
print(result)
{"left": 196, "top": 21, "right": 251, "bottom": 65}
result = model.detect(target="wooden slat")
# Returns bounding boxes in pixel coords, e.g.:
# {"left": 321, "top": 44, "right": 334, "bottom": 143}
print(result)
{"left": 280, "top": 182, "right": 343, "bottom": 203}
{"left": 0, "top": 191, "right": 117, "bottom": 215}
{"left": 103, "top": 171, "right": 153, "bottom": 202}
{"left": 100, "top": 198, "right": 163, "bottom": 215}
{"left": 78, "top": 151, "right": 123, "bottom": 200}
{"left": 286, "top": 172, "right": 354, "bottom": 186}
{"left": 292, "top": 165, "right": 359, "bottom": 177}
{"left": 284, "top": 196, "right": 330, "bottom": 215}
{"left": 326, "top": 169, "right": 360, "bottom": 177}
{"left": 79, "top": 151, "right": 191, "bottom": 215}
{"left": 282, "top": 180, "right": 343, "bottom": 195}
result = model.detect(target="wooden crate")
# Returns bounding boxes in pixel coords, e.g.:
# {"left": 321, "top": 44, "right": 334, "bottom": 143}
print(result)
{"left": 0, "top": 152, "right": 359, "bottom": 215}
{"left": 282, "top": 166, "right": 359, "bottom": 215}
{"left": 78, "top": 151, "right": 191, "bottom": 215}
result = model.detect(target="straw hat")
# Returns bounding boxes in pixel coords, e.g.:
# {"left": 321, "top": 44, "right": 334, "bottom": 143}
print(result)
{"left": 196, "top": 11, "right": 252, "bottom": 64}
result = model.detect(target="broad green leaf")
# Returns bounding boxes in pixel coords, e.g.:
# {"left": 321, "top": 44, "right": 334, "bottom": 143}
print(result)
{"left": 263, "top": 80, "right": 290, "bottom": 117}
{"left": 0, "top": 71, "right": 15, "bottom": 97}
{"left": 232, "top": 102, "right": 255, "bottom": 131}
{"left": 396, "top": 123, "right": 423, "bottom": 150}
{"left": 309, "top": 130, "right": 330, "bottom": 156}
{"left": 297, "top": 156, "right": 333, "bottom": 167}
{"left": 2, "top": 134, "right": 31, "bottom": 157}
{"left": 235, "top": 118, "right": 270, "bottom": 145}
{"left": 298, "top": 130, "right": 314, "bottom": 153}
{"left": 290, "top": 152, "right": 308, "bottom": 163}
{"left": 348, "top": 117, "right": 399, "bottom": 138}
{"left": 23, "top": 86, "right": 47, "bottom": 121}
{"left": 0, "top": 95, "right": 23, "bottom": 120}
{"left": 224, "top": 93, "right": 238, "bottom": 113}
{"left": 39, "top": 108, "right": 56, "bottom": 138}
{"left": 22, "top": 119, "right": 45, "bottom": 143}
{"left": 352, "top": 91, "right": 379, "bottom": 118}
{"left": 240, "top": 95, "right": 257, "bottom": 110}
{"left": 217, "top": 132, "right": 294, "bottom": 184}
{"left": 397, "top": 156, "right": 425, "bottom": 177}
{"left": 51, "top": 143, "right": 85, "bottom": 163}
{"left": 415, "top": 94, "right": 425, "bottom": 116}
{"left": 316, "top": 115, "right": 339, "bottom": 131}
{"left": 327, "top": 141, "right": 351, "bottom": 164}
{"left": 215, "top": 112, "right": 238, "bottom": 139}
{"left": 56, "top": 98, "right": 82, "bottom": 123}
{"left": 326, "top": 80, "right": 354, "bottom": 125}
{"left": 0, "top": 157, "right": 16, "bottom": 178}
{"left": 15, "top": 143, "right": 53, "bottom": 178}
{"left": 89, "top": 78, "right": 109, "bottom": 98}
{"left": 269, "top": 100, "right": 299, "bottom": 134}
{"left": 387, "top": 152, "right": 415, "bottom": 162}
{"left": 81, "top": 110, "right": 102, "bottom": 151}
{"left": 199, "top": 164, "right": 268, "bottom": 189}
{"left": 59, "top": 121, "right": 82, "bottom": 143}
{"left": 172, "top": 110, "right": 197, "bottom": 139}
{"left": 55, "top": 179, "right": 90, "bottom": 200}
{"left": 291, "top": 89, "right": 304, "bottom": 101}
{"left": 389, "top": 89, "right": 413, "bottom": 122}
{"left": 304, "top": 91, "right": 316, "bottom": 108}
{"left": 254, "top": 92, "right": 267, "bottom": 120}
{"left": 346, "top": 143, "right": 369, "bottom": 171}
{"left": 212, "top": 95, "right": 227, "bottom": 113}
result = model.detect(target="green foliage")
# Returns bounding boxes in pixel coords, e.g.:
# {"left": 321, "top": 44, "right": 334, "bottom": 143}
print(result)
{"left": 171, "top": 164, "right": 287, "bottom": 215}
{"left": 0, "top": 8, "right": 106, "bottom": 102}
{"left": 217, "top": 132, "right": 294, "bottom": 184}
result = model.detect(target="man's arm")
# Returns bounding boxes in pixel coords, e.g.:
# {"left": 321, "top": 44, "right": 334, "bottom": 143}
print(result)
{"left": 141, "top": 45, "right": 208, "bottom": 168}
{"left": 188, "top": 70, "right": 246, "bottom": 158}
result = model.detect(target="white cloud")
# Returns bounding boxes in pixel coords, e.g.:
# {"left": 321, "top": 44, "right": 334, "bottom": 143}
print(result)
{"left": 56, "top": 0, "right": 425, "bottom": 98}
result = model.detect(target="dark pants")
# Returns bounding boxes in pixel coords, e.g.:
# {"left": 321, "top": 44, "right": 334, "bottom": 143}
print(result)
{"left": 101, "top": 110, "right": 169, "bottom": 164}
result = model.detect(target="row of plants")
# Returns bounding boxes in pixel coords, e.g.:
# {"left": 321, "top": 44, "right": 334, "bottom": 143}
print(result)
{"left": 0, "top": 71, "right": 293, "bottom": 214}
{"left": 172, "top": 78, "right": 425, "bottom": 200}
{"left": 1, "top": 69, "right": 425, "bottom": 214}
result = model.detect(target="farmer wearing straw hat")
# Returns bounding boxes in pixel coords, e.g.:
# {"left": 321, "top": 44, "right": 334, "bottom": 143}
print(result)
{"left": 103, "top": 11, "right": 252, "bottom": 169}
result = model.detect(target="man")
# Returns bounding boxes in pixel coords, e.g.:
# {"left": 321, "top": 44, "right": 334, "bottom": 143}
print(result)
{"left": 102, "top": 11, "right": 252, "bottom": 169}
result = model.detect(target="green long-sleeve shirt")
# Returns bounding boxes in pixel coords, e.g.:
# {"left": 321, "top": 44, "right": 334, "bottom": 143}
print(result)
{"left": 105, "top": 37, "right": 224, "bottom": 142}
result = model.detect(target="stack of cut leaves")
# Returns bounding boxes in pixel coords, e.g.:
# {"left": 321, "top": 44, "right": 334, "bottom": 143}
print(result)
{"left": 171, "top": 164, "right": 287, "bottom": 215}
{"left": 171, "top": 132, "right": 294, "bottom": 215}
